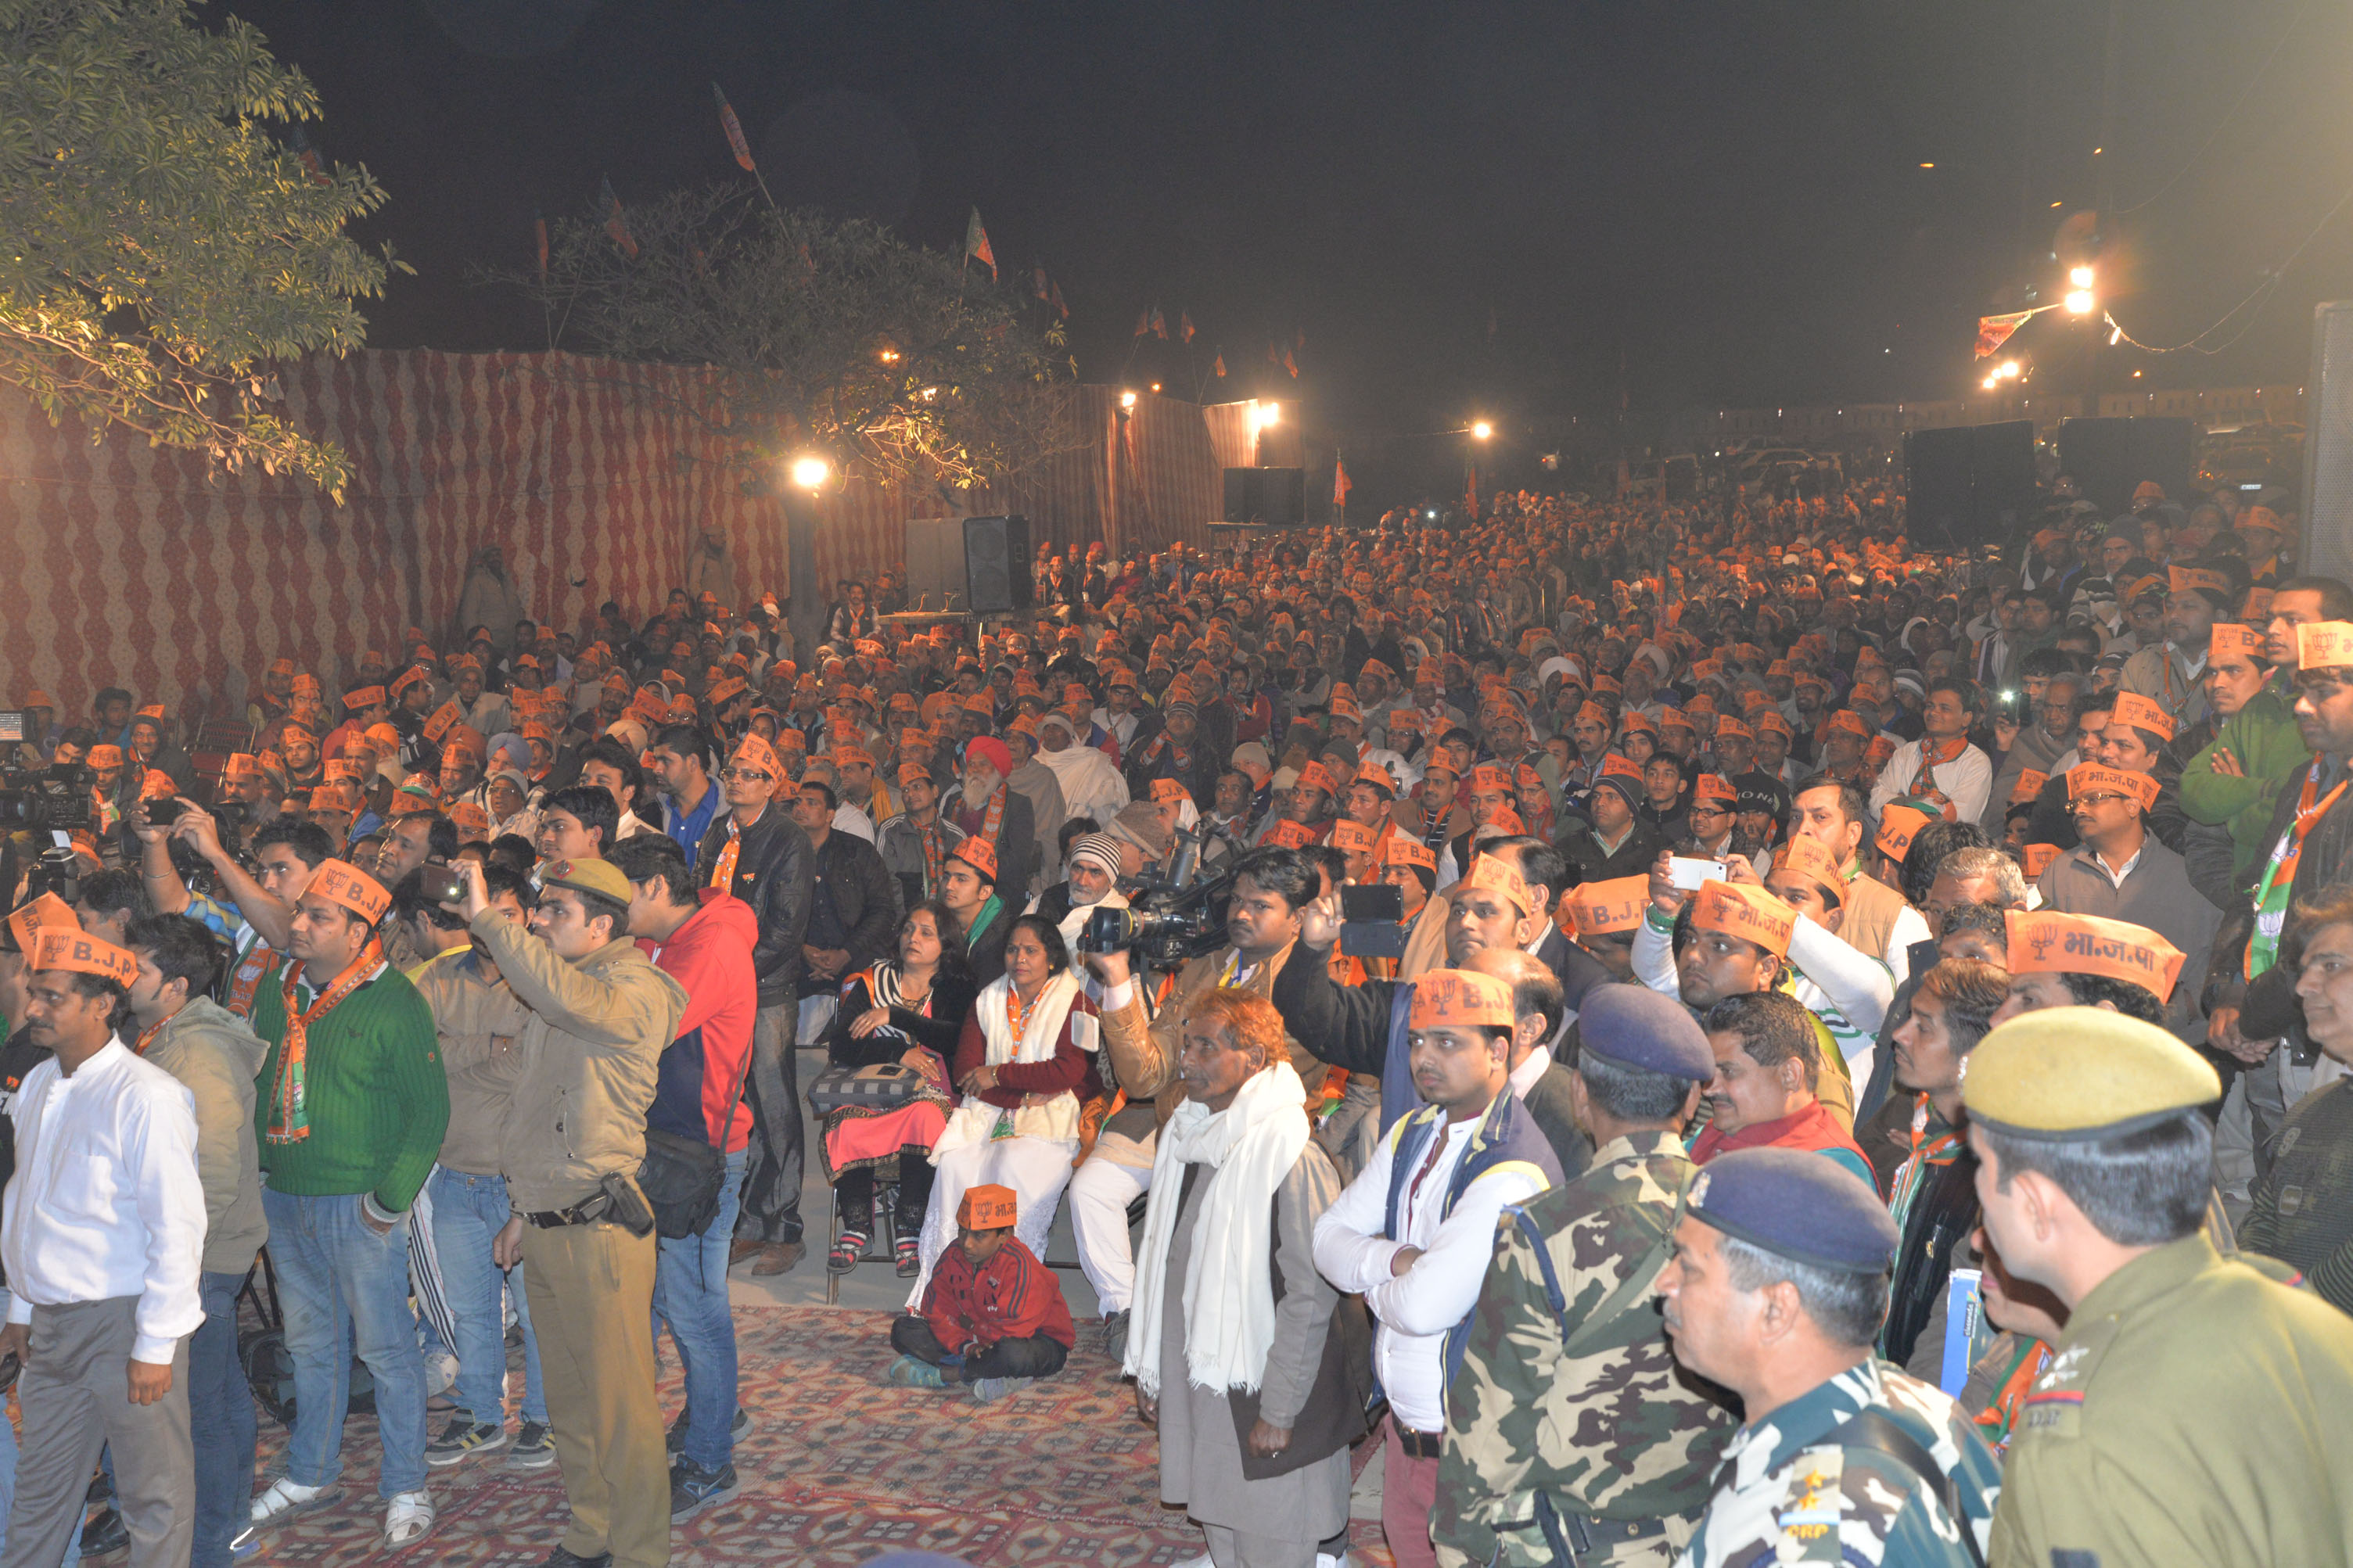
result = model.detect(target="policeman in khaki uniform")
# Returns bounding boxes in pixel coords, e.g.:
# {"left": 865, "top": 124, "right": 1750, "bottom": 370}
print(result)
{"left": 1966, "top": 1007, "right": 2353, "bottom": 1568}
{"left": 1661, "top": 1148, "right": 2000, "bottom": 1568}
{"left": 1435, "top": 986, "right": 1732, "bottom": 1568}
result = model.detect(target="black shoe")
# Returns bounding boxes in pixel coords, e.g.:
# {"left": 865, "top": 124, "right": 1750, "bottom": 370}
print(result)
{"left": 79, "top": 1507, "right": 130, "bottom": 1558}
{"left": 665, "top": 1405, "right": 753, "bottom": 1454}
{"left": 1101, "top": 1308, "right": 1131, "bottom": 1363}
{"left": 538, "top": 1550, "right": 612, "bottom": 1568}
{"left": 669, "top": 1457, "right": 740, "bottom": 1523}
{"left": 85, "top": 1469, "right": 113, "bottom": 1506}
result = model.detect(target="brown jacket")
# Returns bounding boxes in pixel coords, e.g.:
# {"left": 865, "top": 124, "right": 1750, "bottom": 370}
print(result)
{"left": 1097, "top": 941, "right": 1327, "bottom": 1137}
{"left": 1839, "top": 859, "right": 1908, "bottom": 970}
{"left": 469, "top": 910, "right": 688, "bottom": 1214}
{"left": 409, "top": 945, "right": 533, "bottom": 1178}
{"left": 141, "top": 997, "right": 269, "bottom": 1276}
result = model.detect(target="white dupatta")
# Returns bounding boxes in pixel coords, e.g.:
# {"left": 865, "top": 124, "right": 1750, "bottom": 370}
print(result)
{"left": 929, "top": 969, "right": 1095, "bottom": 1161}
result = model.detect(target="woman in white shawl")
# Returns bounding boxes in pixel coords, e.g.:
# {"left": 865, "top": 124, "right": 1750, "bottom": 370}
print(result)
{"left": 907, "top": 913, "right": 1102, "bottom": 1301}
{"left": 1035, "top": 710, "right": 1130, "bottom": 827}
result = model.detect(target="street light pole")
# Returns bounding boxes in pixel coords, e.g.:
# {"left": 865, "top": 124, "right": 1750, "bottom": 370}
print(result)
{"left": 784, "top": 454, "right": 830, "bottom": 652}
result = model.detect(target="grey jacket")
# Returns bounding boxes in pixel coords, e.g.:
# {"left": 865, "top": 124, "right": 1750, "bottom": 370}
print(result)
{"left": 141, "top": 997, "right": 268, "bottom": 1275}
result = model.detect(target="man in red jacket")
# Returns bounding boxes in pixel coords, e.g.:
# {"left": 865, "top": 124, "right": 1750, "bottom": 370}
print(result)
{"left": 886, "top": 1184, "right": 1074, "bottom": 1403}
{"left": 608, "top": 835, "right": 759, "bottom": 1522}
{"left": 1690, "top": 989, "right": 1875, "bottom": 1187}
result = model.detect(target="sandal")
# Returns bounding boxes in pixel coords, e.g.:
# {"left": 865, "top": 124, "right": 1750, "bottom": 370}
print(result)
{"left": 828, "top": 1231, "right": 867, "bottom": 1274}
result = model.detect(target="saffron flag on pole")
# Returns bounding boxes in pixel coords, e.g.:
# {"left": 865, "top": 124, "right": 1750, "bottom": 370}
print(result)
{"left": 1180, "top": 311, "right": 1195, "bottom": 343}
{"left": 713, "top": 84, "right": 756, "bottom": 173}
{"left": 600, "top": 177, "right": 638, "bottom": 258}
{"left": 1051, "top": 281, "right": 1068, "bottom": 319}
{"left": 1032, "top": 266, "right": 1049, "bottom": 301}
{"left": 965, "top": 208, "right": 996, "bottom": 279}
{"left": 1975, "top": 310, "right": 2033, "bottom": 358}
{"left": 1334, "top": 458, "right": 1353, "bottom": 507}
{"left": 1284, "top": 348, "right": 1299, "bottom": 379}
{"left": 1213, "top": 353, "right": 1227, "bottom": 378}
{"left": 1134, "top": 310, "right": 1151, "bottom": 338}
{"left": 1151, "top": 306, "right": 1168, "bottom": 340}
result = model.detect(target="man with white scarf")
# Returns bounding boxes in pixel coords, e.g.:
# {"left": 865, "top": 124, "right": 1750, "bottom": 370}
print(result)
{"left": 1126, "top": 989, "right": 1363, "bottom": 1568}
{"left": 1035, "top": 710, "right": 1130, "bottom": 828}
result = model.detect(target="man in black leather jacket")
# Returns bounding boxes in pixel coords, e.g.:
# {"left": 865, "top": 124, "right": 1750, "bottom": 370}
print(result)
{"left": 695, "top": 735, "right": 817, "bottom": 1276}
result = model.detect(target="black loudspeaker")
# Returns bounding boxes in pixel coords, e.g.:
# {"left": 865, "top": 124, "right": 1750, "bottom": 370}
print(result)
{"left": 1222, "top": 467, "right": 1307, "bottom": 525}
{"left": 1902, "top": 421, "right": 2035, "bottom": 551}
{"left": 2057, "top": 417, "right": 2194, "bottom": 518}
{"left": 961, "top": 515, "right": 1032, "bottom": 615}
{"left": 2301, "top": 302, "right": 2353, "bottom": 587}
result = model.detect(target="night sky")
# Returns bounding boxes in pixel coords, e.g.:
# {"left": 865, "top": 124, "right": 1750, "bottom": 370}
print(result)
{"left": 217, "top": 0, "right": 2352, "bottom": 466}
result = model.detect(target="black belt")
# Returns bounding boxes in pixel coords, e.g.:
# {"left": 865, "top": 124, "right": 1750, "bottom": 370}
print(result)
{"left": 1392, "top": 1423, "right": 1444, "bottom": 1460}
{"left": 522, "top": 1193, "right": 612, "bottom": 1229}
{"left": 1530, "top": 1494, "right": 1675, "bottom": 1565}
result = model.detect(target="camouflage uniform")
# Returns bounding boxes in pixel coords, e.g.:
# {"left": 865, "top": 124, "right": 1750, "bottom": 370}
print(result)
{"left": 1435, "top": 1130, "right": 1733, "bottom": 1568}
{"left": 1678, "top": 1360, "right": 1999, "bottom": 1568}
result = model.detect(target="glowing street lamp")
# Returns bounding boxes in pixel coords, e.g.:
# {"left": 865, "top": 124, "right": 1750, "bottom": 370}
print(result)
{"left": 1119, "top": 389, "right": 1137, "bottom": 409}
{"left": 1471, "top": 420, "right": 1493, "bottom": 440}
{"left": 789, "top": 455, "right": 830, "bottom": 490}
{"left": 2065, "top": 264, "right": 2096, "bottom": 316}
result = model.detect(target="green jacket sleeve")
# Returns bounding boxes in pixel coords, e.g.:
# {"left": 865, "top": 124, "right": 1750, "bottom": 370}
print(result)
{"left": 372, "top": 983, "right": 451, "bottom": 1214}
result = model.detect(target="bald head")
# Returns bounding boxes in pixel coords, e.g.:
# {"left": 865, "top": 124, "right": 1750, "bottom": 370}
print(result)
{"left": 1465, "top": 947, "right": 1564, "bottom": 1068}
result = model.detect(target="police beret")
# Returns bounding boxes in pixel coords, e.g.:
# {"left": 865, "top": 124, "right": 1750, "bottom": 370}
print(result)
{"left": 1683, "top": 1146, "right": 1899, "bottom": 1274}
{"left": 1961, "top": 1006, "right": 2221, "bottom": 1142}
{"left": 1576, "top": 984, "right": 1714, "bottom": 1082}
{"left": 540, "top": 856, "right": 633, "bottom": 906}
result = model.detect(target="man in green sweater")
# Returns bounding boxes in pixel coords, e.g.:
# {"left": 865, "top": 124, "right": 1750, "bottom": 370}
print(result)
{"left": 244, "top": 859, "right": 449, "bottom": 1550}
{"left": 2179, "top": 621, "right": 2308, "bottom": 890}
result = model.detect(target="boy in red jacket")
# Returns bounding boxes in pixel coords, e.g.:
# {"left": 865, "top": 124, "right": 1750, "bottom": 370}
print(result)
{"left": 887, "top": 1184, "right": 1074, "bottom": 1402}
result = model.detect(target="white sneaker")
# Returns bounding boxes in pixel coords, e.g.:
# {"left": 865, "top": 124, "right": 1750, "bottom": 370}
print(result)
{"left": 250, "top": 1476, "right": 334, "bottom": 1528}
{"left": 382, "top": 1490, "right": 436, "bottom": 1548}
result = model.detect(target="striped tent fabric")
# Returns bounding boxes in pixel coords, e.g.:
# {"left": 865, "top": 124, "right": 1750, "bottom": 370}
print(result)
{"left": 1, "top": 350, "right": 1230, "bottom": 718}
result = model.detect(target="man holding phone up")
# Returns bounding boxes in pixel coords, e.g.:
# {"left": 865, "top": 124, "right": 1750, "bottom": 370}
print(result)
{"left": 443, "top": 856, "right": 687, "bottom": 1568}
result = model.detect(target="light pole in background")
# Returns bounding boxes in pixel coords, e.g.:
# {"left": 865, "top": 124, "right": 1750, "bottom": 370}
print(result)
{"left": 785, "top": 454, "right": 831, "bottom": 649}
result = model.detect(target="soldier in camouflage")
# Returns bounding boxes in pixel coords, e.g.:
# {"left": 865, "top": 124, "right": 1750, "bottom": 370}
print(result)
{"left": 1660, "top": 1148, "right": 1999, "bottom": 1568}
{"left": 1436, "top": 986, "right": 1732, "bottom": 1568}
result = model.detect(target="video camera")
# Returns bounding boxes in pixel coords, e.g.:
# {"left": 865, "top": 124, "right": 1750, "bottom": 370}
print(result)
{"left": 0, "top": 758, "right": 95, "bottom": 834}
{"left": 1078, "top": 824, "right": 1234, "bottom": 972}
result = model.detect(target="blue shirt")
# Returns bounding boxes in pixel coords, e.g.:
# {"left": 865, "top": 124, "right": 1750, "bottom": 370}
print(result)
{"left": 666, "top": 782, "right": 720, "bottom": 863}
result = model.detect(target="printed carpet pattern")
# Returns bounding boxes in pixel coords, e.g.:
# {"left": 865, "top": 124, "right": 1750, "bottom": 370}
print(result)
{"left": 242, "top": 1303, "right": 1396, "bottom": 1566}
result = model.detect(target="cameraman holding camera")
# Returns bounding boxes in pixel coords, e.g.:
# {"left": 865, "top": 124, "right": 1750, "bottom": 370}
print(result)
{"left": 135, "top": 800, "right": 334, "bottom": 1018}
{"left": 1075, "top": 845, "right": 1329, "bottom": 1365}
{"left": 444, "top": 855, "right": 687, "bottom": 1568}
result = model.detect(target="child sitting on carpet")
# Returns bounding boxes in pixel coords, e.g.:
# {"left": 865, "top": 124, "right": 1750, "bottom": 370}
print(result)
{"left": 887, "top": 1183, "right": 1075, "bottom": 1401}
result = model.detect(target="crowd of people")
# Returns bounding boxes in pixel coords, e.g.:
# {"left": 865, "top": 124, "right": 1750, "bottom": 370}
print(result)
{"left": 2, "top": 468, "right": 2351, "bottom": 1568}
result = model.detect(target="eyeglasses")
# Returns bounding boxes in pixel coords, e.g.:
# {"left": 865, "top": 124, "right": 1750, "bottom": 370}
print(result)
{"left": 720, "top": 767, "right": 773, "bottom": 784}
{"left": 2072, "top": 792, "right": 2128, "bottom": 807}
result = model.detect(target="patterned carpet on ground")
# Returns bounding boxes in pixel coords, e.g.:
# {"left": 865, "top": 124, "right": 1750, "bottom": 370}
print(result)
{"left": 242, "top": 1303, "right": 1396, "bottom": 1566}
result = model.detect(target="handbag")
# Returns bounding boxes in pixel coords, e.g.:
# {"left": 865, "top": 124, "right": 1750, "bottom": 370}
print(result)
{"left": 806, "top": 1060, "right": 927, "bottom": 1114}
{"left": 636, "top": 1051, "right": 749, "bottom": 1240}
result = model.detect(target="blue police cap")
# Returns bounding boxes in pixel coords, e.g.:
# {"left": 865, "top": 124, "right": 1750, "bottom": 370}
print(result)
{"left": 1683, "top": 1146, "right": 1899, "bottom": 1274}
{"left": 1576, "top": 983, "right": 1715, "bottom": 1082}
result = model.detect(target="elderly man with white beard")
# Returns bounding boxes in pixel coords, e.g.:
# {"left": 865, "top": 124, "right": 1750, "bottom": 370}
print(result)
{"left": 947, "top": 737, "right": 1040, "bottom": 903}
{"left": 1125, "top": 988, "right": 1364, "bottom": 1568}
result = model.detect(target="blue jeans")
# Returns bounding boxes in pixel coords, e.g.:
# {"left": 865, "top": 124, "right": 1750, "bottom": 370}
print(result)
{"left": 190, "top": 1270, "right": 257, "bottom": 1568}
{"left": 262, "top": 1189, "right": 429, "bottom": 1498}
{"left": 652, "top": 1148, "right": 747, "bottom": 1471}
{"left": 429, "top": 1166, "right": 547, "bottom": 1427}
